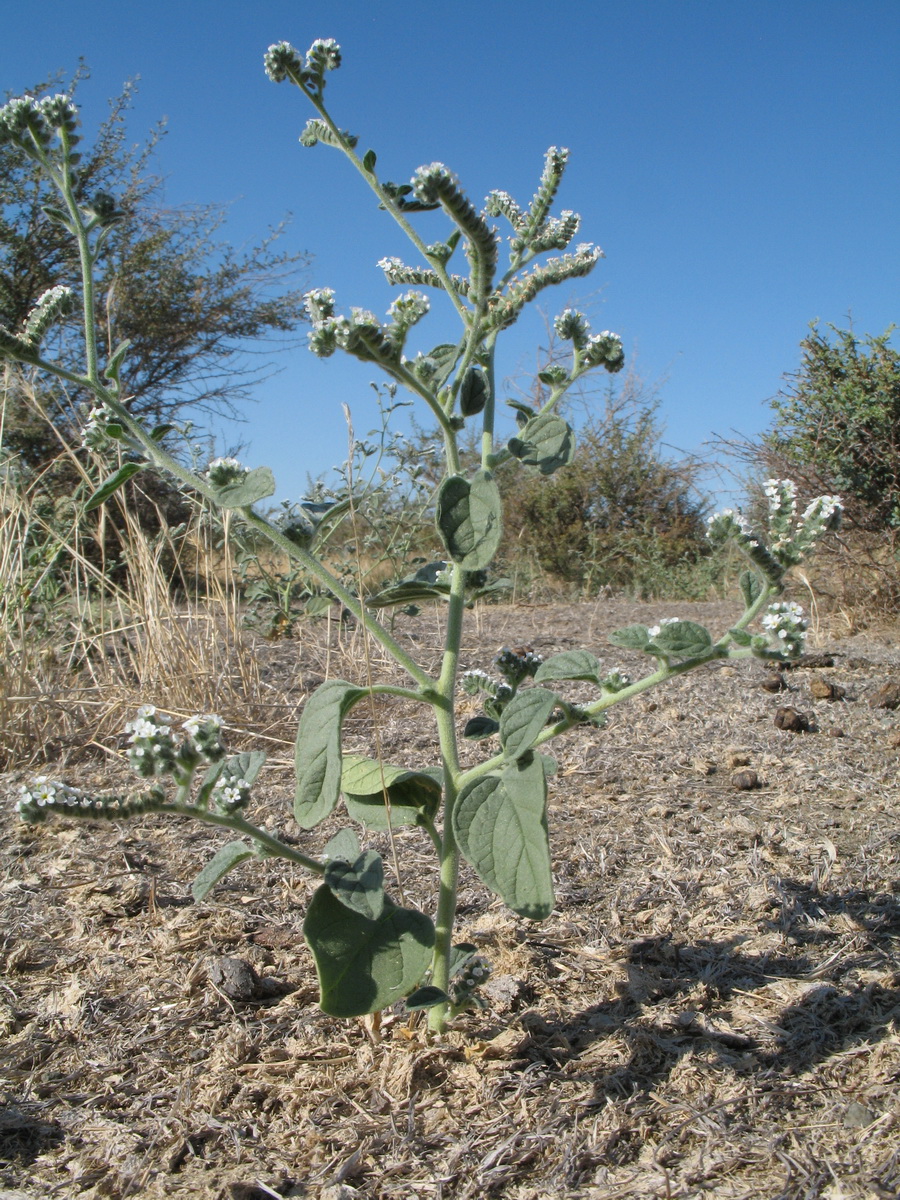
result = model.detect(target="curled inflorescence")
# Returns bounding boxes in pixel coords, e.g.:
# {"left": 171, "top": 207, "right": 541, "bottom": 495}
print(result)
{"left": 207, "top": 457, "right": 248, "bottom": 487}
{"left": 494, "top": 645, "right": 543, "bottom": 687}
{"left": 16, "top": 777, "right": 163, "bottom": 825}
{"left": 761, "top": 600, "right": 808, "bottom": 658}
{"left": 449, "top": 953, "right": 492, "bottom": 1008}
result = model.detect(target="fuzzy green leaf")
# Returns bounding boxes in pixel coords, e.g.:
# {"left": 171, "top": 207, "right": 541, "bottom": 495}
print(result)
{"left": 436, "top": 471, "right": 502, "bottom": 570}
{"left": 534, "top": 650, "right": 602, "bottom": 685}
{"left": 84, "top": 462, "right": 144, "bottom": 511}
{"left": 191, "top": 840, "right": 255, "bottom": 901}
{"left": 324, "top": 849, "right": 385, "bottom": 920}
{"left": 341, "top": 754, "right": 441, "bottom": 830}
{"left": 608, "top": 624, "right": 651, "bottom": 651}
{"left": 728, "top": 627, "right": 754, "bottom": 647}
{"left": 499, "top": 687, "right": 557, "bottom": 758}
{"left": 212, "top": 466, "right": 276, "bottom": 509}
{"left": 739, "top": 569, "right": 763, "bottom": 609}
{"left": 324, "top": 828, "right": 361, "bottom": 862}
{"left": 303, "top": 886, "right": 434, "bottom": 1017}
{"left": 362, "top": 148, "right": 377, "bottom": 173}
{"left": 463, "top": 716, "right": 500, "bottom": 740}
{"left": 459, "top": 366, "right": 488, "bottom": 417}
{"left": 507, "top": 414, "right": 575, "bottom": 476}
{"left": 649, "top": 620, "right": 713, "bottom": 659}
{"left": 405, "top": 985, "right": 449, "bottom": 1010}
{"left": 451, "top": 757, "right": 554, "bottom": 920}
{"left": 424, "top": 343, "right": 459, "bottom": 387}
{"left": 294, "top": 681, "right": 364, "bottom": 829}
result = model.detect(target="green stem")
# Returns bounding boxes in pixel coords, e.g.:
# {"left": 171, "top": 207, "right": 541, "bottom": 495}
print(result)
{"left": 155, "top": 802, "right": 327, "bottom": 874}
{"left": 428, "top": 562, "right": 468, "bottom": 1032}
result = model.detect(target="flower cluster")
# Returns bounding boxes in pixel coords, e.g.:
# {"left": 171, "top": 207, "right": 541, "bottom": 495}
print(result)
{"left": 264, "top": 38, "right": 341, "bottom": 90}
{"left": 210, "top": 769, "right": 252, "bottom": 814}
{"left": 552, "top": 308, "right": 624, "bottom": 372}
{"left": 0, "top": 93, "right": 79, "bottom": 155}
{"left": 15, "top": 778, "right": 160, "bottom": 825}
{"left": 207, "top": 457, "right": 247, "bottom": 487}
{"left": 81, "top": 403, "right": 118, "bottom": 451}
{"left": 125, "top": 706, "right": 178, "bottom": 777}
{"left": 760, "top": 600, "right": 808, "bottom": 658}
{"left": 600, "top": 670, "right": 631, "bottom": 693}
{"left": 495, "top": 645, "right": 543, "bottom": 687}
{"left": 449, "top": 953, "right": 492, "bottom": 1009}
{"left": 182, "top": 715, "right": 226, "bottom": 763}
{"left": 706, "top": 508, "right": 785, "bottom": 586}
{"left": 461, "top": 669, "right": 513, "bottom": 704}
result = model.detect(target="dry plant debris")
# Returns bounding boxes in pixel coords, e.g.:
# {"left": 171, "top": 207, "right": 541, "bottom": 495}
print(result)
{"left": 2, "top": 600, "right": 900, "bottom": 1199}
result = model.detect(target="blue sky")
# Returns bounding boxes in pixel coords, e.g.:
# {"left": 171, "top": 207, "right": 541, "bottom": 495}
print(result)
{"left": 3, "top": 1, "right": 899, "bottom": 506}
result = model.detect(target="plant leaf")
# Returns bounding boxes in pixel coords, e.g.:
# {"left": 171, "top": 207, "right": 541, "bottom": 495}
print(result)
{"left": 436, "top": 470, "right": 502, "bottom": 571}
{"left": 294, "top": 681, "right": 364, "bottom": 829}
{"left": 405, "top": 985, "right": 449, "bottom": 1010}
{"left": 362, "top": 148, "right": 377, "bottom": 173}
{"left": 84, "top": 462, "right": 144, "bottom": 511}
{"left": 324, "top": 828, "right": 361, "bottom": 862}
{"left": 303, "top": 886, "right": 434, "bottom": 1017}
{"left": 341, "top": 754, "right": 441, "bottom": 830}
{"left": 191, "top": 840, "right": 255, "bottom": 901}
{"left": 459, "top": 366, "right": 488, "bottom": 417}
{"left": 451, "top": 756, "right": 554, "bottom": 920}
{"left": 225, "top": 749, "right": 267, "bottom": 786}
{"left": 728, "top": 627, "right": 753, "bottom": 647}
{"left": 212, "top": 465, "right": 276, "bottom": 509}
{"left": 739, "top": 569, "right": 763, "bottom": 608}
{"left": 507, "top": 413, "right": 575, "bottom": 475}
{"left": 608, "top": 623, "right": 651, "bottom": 651}
{"left": 499, "top": 687, "right": 557, "bottom": 758}
{"left": 534, "top": 650, "right": 602, "bottom": 685}
{"left": 463, "top": 715, "right": 500, "bottom": 741}
{"left": 325, "top": 849, "right": 385, "bottom": 919}
{"left": 425, "top": 342, "right": 459, "bottom": 388}
{"left": 649, "top": 620, "right": 713, "bottom": 659}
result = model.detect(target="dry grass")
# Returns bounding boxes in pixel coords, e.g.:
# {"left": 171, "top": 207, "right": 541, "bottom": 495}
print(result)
{"left": 0, "top": 379, "right": 307, "bottom": 767}
{"left": 2, "top": 598, "right": 900, "bottom": 1199}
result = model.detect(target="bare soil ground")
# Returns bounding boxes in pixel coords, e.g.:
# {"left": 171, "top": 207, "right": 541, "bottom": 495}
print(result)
{"left": 2, "top": 598, "right": 900, "bottom": 1200}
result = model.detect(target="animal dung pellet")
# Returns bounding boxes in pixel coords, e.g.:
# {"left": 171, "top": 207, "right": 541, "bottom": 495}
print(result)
{"left": 774, "top": 706, "right": 811, "bottom": 732}
{"left": 810, "top": 677, "right": 846, "bottom": 701}
{"left": 870, "top": 681, "right": 900, "bottom": 710}
{"left": 761, "top": 672, "right": 787, "bottom": 692}
{"left": 731, "top": 769, "right": 761, "bottom": 790}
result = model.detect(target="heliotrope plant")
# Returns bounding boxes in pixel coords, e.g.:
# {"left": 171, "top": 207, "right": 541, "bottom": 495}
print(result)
{"left": 3, "top": 45, "right": 841, "bottom": 1033}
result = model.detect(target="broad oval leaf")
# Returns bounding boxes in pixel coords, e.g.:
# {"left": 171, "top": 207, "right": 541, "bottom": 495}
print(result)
{"left": 212, "top": 465, "right": 276, "bottom": 509}
{"left": 436, "top": 471, "right": 502, "bottom": 571}
{"left": 324, "top": 849, "right": 385, "bottom": 920}
{"left": 323, "top": 830, "right": 360, "bottom": 868}
{"left": 303, "top": 886, "right": 435, "bottom": 1017}
{"left": 191, "top": 840, "right": 255, "bottom": 901}
{"left": 534, "top": 650, "right": 602, "bottom": 685}
{"left": 451, "top": 757, "right": 554, "bottom": 920}
{"left": 499, "top": 687, "right": 557, "bottom": 759}
{"left": 84, "top": 462, "right": 144, "bottom": 511}
{"left": 463, "top": 715, "right": 500, "bottom": 741}
{"left": 294, "top": 681, "right": 364, "bottom": 829}
{"left": 459, "top": 366, "right": 488, "bottom": 417}
{"left": 405, "top": 985, "right": 449, "bottom": 1011}
{"left": 341, "top": 754, "right": 441, "bottom": 830}
{"left": 608, "top": 624, "right": 651, "bottom": 651}
{"left": 507, "top": 413, "right": 575, "bottom": 476}
{"left": 650, "top": 620, "right": 713, "bottom": 659}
